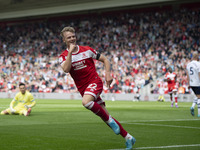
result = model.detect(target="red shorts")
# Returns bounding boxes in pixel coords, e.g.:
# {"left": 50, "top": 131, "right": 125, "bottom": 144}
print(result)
{"left": 168, "top": 85, "right": 178, "bottom": 93}
{"left": 79, "top": 77, "right": 105, "bottom": 106}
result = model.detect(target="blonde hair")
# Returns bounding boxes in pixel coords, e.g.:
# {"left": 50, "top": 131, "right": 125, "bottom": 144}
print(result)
{"left": 60, "top": 26, "right": 75, "bottom": 37}
{"left": 193, "top": 52, "right": 199, "bottom": 60}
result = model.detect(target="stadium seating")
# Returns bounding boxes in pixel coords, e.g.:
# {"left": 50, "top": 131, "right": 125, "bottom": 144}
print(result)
{"left": 0, "top": 4, "right": 199, "bottom": 94}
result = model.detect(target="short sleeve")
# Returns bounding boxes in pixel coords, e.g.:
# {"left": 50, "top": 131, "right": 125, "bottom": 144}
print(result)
{"left": 88, "top": 46, "right": 97, "bottom": 59}
{"left": 59, "top": 54, "right": 66, "bottom": 65}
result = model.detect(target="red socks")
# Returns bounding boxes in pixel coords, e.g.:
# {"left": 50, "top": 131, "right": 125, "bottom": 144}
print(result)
{"left": 84, "top": 101, "right": 109, "bottom": 122}
{"left": 84, "top": 101, "right": 128, "bottom": 138}
{"left": 112, "top": 117, "right": 127, "bottom": 137}
{"left": 174, "top": 95, "right": 178, "bottom": 103}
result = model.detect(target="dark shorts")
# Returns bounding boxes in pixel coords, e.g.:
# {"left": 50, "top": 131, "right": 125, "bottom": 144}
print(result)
{"left": 191, "top": 86, "right": 200, "bottom": 95}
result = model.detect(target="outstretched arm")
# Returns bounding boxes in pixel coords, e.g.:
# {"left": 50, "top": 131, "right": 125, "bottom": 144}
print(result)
{"left": 98, "top": 54, "right": 113, "bottom": 88}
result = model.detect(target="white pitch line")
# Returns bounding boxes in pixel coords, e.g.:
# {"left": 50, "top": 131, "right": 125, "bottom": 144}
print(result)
{"left": 107, "top": 144, "right": 200, "bottom": 150}
{"left": 124, "top": 122, "right": 200, "bottom": 130}
{"left": 120, "top": 118, "right": 200, "bottom": 123}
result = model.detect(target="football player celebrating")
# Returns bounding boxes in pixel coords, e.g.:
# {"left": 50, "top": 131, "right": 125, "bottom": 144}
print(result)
{"left": 1, "top": 82, "right": 36, "bottom": 116}
{"left": 59, "top": 26, "right": 136, "bottom": 150}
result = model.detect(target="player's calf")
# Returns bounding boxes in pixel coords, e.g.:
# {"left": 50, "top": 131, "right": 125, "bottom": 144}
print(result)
{"left": 83, "top": 101, "right": 110, "bottom": 121}
{"left": 107, "top": 117, "right": 120, "bottom": 135}
{"left": 83, "top": 101, "right": 120, "bottom": 134}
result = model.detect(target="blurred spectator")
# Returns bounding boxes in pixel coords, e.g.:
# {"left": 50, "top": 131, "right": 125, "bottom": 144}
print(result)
{"left": 0, "top": 5, "right": 199, "bottom": 94}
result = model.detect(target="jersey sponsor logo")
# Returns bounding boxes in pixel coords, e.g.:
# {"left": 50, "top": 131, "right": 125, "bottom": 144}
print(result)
{"left": 19, "top": 100, "right": 25, "bottom": 103}
{"left": 72, "top": 60, "right": 87, "bottom": 70}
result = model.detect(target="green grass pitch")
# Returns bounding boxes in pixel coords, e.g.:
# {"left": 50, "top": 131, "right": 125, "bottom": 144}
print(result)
{"left": 0, "top": 98, "right": 200, "bottom": 150}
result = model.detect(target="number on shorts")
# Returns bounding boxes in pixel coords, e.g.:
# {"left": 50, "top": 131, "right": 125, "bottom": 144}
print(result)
{"left": 88, "top": 83, "right": 97, "bottom": 90}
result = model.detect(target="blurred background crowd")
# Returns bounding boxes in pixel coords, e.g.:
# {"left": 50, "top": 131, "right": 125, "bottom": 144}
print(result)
{"left": 0, "top": 5, "right": 199, "bottom": 94}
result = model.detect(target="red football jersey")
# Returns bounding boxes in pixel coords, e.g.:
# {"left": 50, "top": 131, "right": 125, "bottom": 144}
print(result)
{"left": 164, "top": 72, "right": 176, "bottom": 87}
{"left": 59, "top": 45, "right": 100, "bottom": 90}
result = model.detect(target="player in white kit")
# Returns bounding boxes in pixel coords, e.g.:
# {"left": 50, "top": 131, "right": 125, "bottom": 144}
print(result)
{"left": 186, "top": 52, "right": 200, "bottom": 117}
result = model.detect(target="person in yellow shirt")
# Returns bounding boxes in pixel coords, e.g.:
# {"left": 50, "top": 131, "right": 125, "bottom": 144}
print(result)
{"left": 1, "top": 82, "right": 36, "bottom": 116}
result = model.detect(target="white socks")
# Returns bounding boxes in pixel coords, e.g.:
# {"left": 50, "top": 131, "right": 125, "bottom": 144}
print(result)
{"left": 125, "top": 133, "right": 132, "bottom": 140}
{"left": 192, "top": 98, "right": 198, "bottom": 108}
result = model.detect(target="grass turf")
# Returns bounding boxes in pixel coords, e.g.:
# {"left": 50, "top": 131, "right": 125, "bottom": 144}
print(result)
{"left": 0, "top": 98, "right": 200, "bottom": 150}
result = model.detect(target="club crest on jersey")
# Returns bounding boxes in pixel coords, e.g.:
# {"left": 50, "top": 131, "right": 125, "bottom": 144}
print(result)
{"left": 82, "top": 53, "right": 87, "bottom": 59}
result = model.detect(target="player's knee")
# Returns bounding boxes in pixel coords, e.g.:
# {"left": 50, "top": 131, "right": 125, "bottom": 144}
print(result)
{"left": 82, "top": 100, "right": 89, "bottom": 107}
{"left": 196, "top": 95, "right": 200, "bottom": 99}
{"left": 82, "top": 97, "right": 93, "bottom": 106}
{"left": 82, "top": 101, "right": 94, "bottom": 110}
{"left": 82, "top": 94, "right": 95, "bottom": 108}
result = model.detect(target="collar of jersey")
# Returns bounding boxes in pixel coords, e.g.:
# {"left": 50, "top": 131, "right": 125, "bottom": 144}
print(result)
{"left": 67, "top": 45, "right": 79, "bottom": 54}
